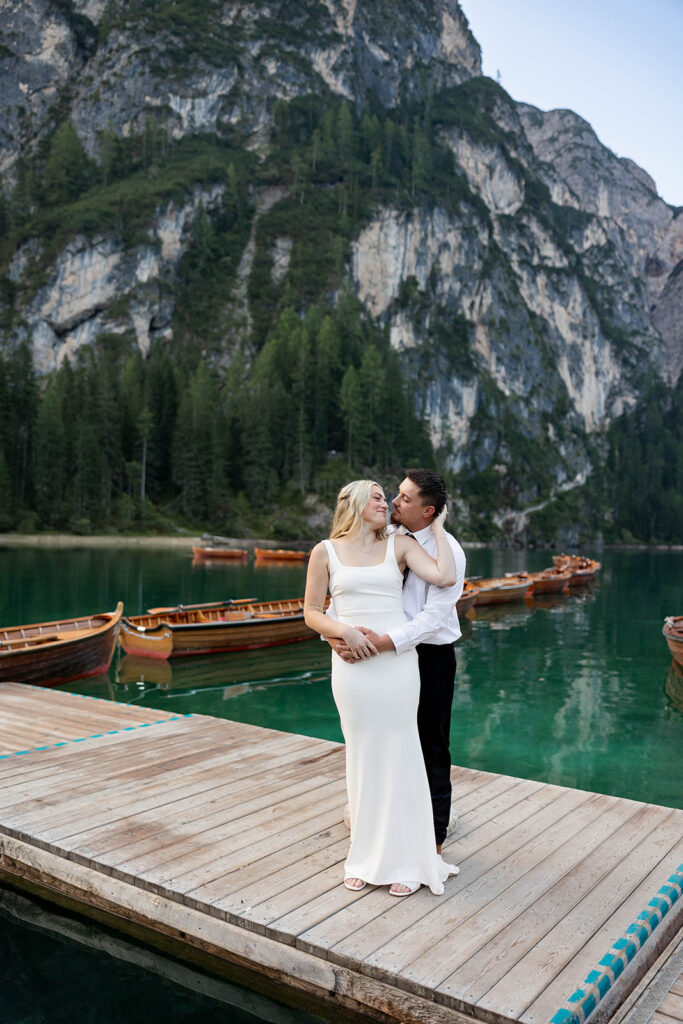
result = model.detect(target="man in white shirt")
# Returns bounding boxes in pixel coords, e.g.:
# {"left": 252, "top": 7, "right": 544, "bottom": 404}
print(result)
{"left": 328, "top": 468, "right": 466, "bottom": 852}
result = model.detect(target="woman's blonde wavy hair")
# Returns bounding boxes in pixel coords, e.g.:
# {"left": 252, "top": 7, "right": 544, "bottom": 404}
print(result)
{"left": 330, "top": 479, "right": 387, "bottom": 541}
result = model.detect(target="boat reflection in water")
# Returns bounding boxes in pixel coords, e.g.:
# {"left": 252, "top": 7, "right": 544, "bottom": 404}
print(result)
{"left": 529, "top": 593, "right": 566, "bottom": 613}
{"left": 664, "top": 659, "right": 683, "bottom": 714}
{"left": 191, "top": 556, "right": 247, "bottom": 570}
{"left": 469, "top": 601, "right": 534, "bottom": 630}
{"left": 115, "top": 641, "right": 332, "bottom": 706}
{"left": 57, "top": 672, "right": 115, "bottom": 700}
{"left": 253, "top": 558, "right": 308, "bottom": 571}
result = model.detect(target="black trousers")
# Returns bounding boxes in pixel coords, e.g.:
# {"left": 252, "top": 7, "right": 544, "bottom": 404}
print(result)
{"left": 416, "top": 642, "right": 456, "bottom": 846}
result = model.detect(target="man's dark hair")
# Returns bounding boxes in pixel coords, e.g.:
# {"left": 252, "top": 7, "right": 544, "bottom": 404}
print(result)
{"left": 405, "top": 468, "right": 447, "bottom": 517}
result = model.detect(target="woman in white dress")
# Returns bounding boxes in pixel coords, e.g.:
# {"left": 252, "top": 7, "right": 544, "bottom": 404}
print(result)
{"left": 304, "top": 479, "right": 460, "bottom": 897}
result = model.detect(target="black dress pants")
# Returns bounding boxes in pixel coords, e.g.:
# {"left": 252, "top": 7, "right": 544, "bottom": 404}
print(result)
{"left": 416, "top": 642, "right": 456, "bottom": 846}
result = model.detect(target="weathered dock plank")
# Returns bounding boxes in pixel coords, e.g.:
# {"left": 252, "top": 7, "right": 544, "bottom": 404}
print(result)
{"left": 523, "top": 842, "right": 683, "bottom": 1024}
{"left": 0, "top": 684, "right": 681, "bottom": 1024}
{"left": 476, "top": 806, "right": 678, "bottom": 1018}
{"left": 0, "top": 682, "right": 186, "bottom": 752}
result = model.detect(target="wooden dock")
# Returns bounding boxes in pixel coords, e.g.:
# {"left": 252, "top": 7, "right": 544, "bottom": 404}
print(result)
{"left": 0, "top": 683, "right": 681, "bottom": 1024}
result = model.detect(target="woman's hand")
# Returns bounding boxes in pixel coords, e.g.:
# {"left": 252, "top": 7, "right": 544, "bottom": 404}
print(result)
{"left": 341, "top": 625, "right": 378, "bottom": 660}
{"left": 431, "top": 504, "right": 448, "bottom": 531}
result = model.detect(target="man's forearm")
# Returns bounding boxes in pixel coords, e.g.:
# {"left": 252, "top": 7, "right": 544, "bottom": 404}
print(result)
{"left": 357, "top": 628, "right": 395, "bottom": 652}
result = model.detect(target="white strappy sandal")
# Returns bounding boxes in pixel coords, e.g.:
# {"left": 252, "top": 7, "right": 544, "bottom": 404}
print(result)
{"left": 389, "top": 881, "right": 421, "bottom": 897}
{"left": 344, "top": 877, "right": 366, "bottom": 891}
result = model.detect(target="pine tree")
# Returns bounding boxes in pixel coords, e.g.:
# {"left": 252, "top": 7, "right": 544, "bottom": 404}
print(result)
{"left": 358, "top": 345, "right": 385, "bottom": 465}
{"left": 3, "top": 341, "right": 37, "bottom": 509}
{"left": 0, "top": 450, "right": 13, "bottom": 529}
{"left": 98, "top": 124, "right": 125, "bottom": 185}
{"left": 337, "top": 103, "right": 355, "bottom": 173}
{"left": 313, "top": 314, "right": 342, "bottom": 455}
{"left": 340, "top": 365, "right": 364, "bottom": 467}
{"left": 34, "top": 379, "right": 68, "bottom": 526}
{"left": 44, "top": 122, "right": 91, "bottom": 205}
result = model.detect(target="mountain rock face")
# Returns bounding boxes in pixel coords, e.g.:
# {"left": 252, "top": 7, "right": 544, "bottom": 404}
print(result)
{"left": 3, "top": 0, "right": 479, "bottom": 168}
{"left": 1, "top": 0, "right": 680, "bottom": 530}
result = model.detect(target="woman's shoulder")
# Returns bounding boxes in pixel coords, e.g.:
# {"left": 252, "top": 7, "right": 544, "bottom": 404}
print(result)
{"left": 307, "top": 541, "right": 331, "bottom": 574}
{"left": 311, "top": 536, "right": 335, "bottom": 561}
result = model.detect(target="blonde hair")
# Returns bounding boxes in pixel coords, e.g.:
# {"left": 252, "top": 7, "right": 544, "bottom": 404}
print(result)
{"left": 330, "top": 479, "right": 387, "bottom": 541}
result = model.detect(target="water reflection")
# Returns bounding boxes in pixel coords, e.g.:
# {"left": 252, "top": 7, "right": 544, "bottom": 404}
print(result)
{"left": 665, "top": 659, "right": 683, "bottom": 714}
{"left": 531, "top": 593, "right": 566, "bottom": 613}
{"left": 73, "top": 673, "right": 116, "bottom": 701}
{"left": 110, "top": 641, "right": 340, "bottom": 740}
{"left": 469, "top": 601, "right": 534, "bottom": 629}
{"left": 116, "top": 642, "right": 330, "bottom": 693}
{"left": 0, "top": 885, "right": 321, "bottom": 1024}
{"left": 191, "top": 556, "right": 248, "bottom": 569}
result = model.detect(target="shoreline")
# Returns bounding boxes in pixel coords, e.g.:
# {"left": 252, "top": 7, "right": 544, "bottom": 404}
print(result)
{"left": 0, "top": 533, "right": 681, "bottom": 552}
{"left": 0, "top": 533, "right": 203, "bottom": 549}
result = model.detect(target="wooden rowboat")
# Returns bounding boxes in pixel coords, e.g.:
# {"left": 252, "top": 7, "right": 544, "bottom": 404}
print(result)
{"left": 456, "top": 581, "right": 478, "bottom": 616}
{"left": 192, "top": 546, "right": 249, "bottom": 560}
{"left": 519, "top": 568, "right": 572, "bottom": 595}
{"left": 552, "top": 554, "right": 601, "bottom": 585}
{"left": 467, "top": 575, "right": 531, "bottom": 606}
{"left": 0, "top": 603, "right": 123, "bottom": 686}
{"left": 663, "top": 616, "right": 683, "bottom": 666}
{"left": 120, "top": 598, "right": 318, "bottom": 659}
{"left": 254, "top": 547, "right": 310, "bottom": 562}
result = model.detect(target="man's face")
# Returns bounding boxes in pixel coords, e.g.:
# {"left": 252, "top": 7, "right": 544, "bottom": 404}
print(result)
{"left": 390, "top": 477, "right": 434, "bottom": 533}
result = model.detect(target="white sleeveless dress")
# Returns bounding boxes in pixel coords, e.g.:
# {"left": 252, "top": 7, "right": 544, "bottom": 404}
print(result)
{"left": 324, "top": 535, "right": 458, "bottom": 893}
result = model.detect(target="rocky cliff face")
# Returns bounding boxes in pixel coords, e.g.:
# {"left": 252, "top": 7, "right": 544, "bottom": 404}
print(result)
{"left": 350, "top": 81, "right": 679, "bottom": 496}
{"left": 3, "top": 0, "right": 480, "bottom": 169}
{"left": 517, "top": 103, "right": 683, "bottom": 382}
{"left": 1, "top": 0, "right": 679, "bottom": 530}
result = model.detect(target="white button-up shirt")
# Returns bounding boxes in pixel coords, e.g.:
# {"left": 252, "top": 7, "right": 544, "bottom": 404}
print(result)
{"left": 387, "top": 523, "right": 466, "bottom": 655}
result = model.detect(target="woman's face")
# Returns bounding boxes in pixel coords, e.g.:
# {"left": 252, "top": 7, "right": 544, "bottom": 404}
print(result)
{"left": 362, "top": 486, "right": 388, "bottom": 528}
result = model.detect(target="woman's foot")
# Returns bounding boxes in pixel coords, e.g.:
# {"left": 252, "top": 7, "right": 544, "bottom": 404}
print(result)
{"left": 343, "top": 877, "right": 366, "bottom": 891}
{"left": 389, "top": 881, "right": 421, "bottom": 897}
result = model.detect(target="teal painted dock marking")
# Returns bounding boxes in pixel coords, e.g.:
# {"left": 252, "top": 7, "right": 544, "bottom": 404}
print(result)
{"left": 550, "top": 863, "right": 683, "bottom": 1024}
{"left": 0, "top": 714, "right": 194, "bottom": 759}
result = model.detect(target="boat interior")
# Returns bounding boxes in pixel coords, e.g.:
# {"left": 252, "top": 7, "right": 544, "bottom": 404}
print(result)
{"left": 130, "top": 600, "right": 305, "bottom": 629}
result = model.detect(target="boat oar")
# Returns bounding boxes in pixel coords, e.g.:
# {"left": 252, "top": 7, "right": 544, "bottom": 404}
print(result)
{"left": 146, "top": 597, "right": 258, "bottom": 615}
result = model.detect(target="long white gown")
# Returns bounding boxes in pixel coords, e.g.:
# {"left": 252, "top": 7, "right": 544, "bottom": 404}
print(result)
{"left": 324, "top": 535, "right": 458, "bottom": 893}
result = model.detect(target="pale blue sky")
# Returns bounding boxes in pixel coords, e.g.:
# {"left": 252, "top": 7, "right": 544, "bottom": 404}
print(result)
{"left": 459, "top": 0, "right": 683, "bottom": 206}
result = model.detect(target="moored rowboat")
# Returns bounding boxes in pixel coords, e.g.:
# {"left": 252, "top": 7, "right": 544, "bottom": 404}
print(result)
{"left": 254, "top": 547, "right": 310, "bottom": 561}
{"left": 552, "top": 554, "right": 601, "bottom": 585}
{"left": 522, "top": 568, "right": 572, "bottom": 595}
{"left": 0, "top": 603, "right": 123, "bottom": 686}
{"left": 456, "top": 581, "right": 478, "bottom": 616}
{"left": 468, "top": 575, "right": 531, "bottom": 606}
{"left": 120, "top": 598, "right": 318, "bottom": 659}
{"left": 663, "top": 616, "right": 683, "bottom": 666}
{"left": 192, "top": 546, "right": 249, "bottom": 560}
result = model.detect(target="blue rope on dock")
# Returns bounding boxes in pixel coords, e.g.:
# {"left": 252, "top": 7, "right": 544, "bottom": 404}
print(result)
{"left": 550, "top": 862, "right": 683, "bottom": 1024}
{"left": 0, "top": 714, "right": 194, "bottom": 759}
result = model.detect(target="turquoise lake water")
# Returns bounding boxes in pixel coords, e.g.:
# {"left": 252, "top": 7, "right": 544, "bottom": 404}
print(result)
{"left": 1, "top": 543, "right": 678, "bottom": 807}
{"left": 0, "top": 542, "right": 681, "bottom": 1023}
